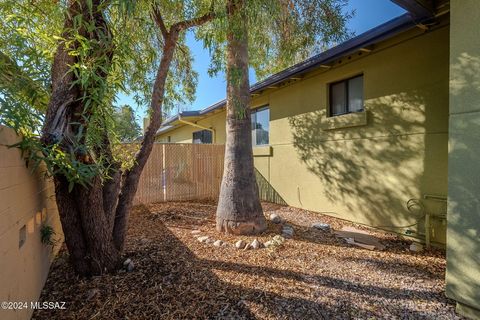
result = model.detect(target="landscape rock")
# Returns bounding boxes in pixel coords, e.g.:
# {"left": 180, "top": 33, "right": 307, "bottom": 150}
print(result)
{"left": 264, "top": 235, "right": 285, "bottom": 248}
{"left": 213, "top": 240, "right": 223, "bottom": 247}
{"left": 312, "top": 223, "right": 331, "bottom": 232}
{"left": 126, "top": 261, "right": 135, "bottom": 272}
{"left": 269, "top": 213, "right": 282, "bottom": 224}
{"left": 123, "top": 258, "right": 132, "bottom": 266}
{"left": 264, "top": 240, "right": 273, "bottom": 248}
{"left": 409, "top": 243, "right": 424, "bottom": 252}
{"left": 282, "top": 225, "right": 294, "bottom": 237}
{"left": 197, "top": 236, "right": 209, "bottom": 243}
{"left": 251, "top": 239, "right": 262, "bottom": 249}
{"left": 235, "top": 240, "right": 246, "bottom": 249}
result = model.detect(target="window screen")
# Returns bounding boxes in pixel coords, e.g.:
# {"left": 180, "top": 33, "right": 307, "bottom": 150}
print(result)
{"left": 329, "top": 75, "right": 364, "bottom": 116}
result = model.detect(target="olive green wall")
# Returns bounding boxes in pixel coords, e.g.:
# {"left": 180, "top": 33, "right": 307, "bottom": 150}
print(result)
{"left": 157, "top": 24, "right": 450, "bottom": 245}
{"left": 446, "top": 0, "right": 480, "bottom": 318}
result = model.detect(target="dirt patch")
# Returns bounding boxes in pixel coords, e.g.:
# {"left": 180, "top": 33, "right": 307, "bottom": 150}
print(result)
{"left": 33, "top": 201, "right": 461, "bottom": 320}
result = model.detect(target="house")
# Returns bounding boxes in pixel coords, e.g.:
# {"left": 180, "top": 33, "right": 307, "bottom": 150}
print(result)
{"left": 155, "top": 1, "right": 480, "bottom": 318}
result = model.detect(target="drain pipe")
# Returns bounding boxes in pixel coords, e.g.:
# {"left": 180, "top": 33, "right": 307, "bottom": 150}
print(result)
{"left": 178, "top": 115, "right": 216, "bottom": 143}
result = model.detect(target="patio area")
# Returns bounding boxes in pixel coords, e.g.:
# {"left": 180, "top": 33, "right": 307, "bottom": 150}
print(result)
{"left": 33, "top": 201, "right": 460, "bottom": 319}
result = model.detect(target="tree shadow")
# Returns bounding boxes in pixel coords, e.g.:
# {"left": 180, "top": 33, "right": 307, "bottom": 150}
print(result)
{"left": 288, "top": 88, "right": 448, "bottom": 244}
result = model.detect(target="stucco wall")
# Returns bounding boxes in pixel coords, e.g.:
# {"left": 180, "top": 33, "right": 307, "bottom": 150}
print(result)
{"left": 446, "top": 0, "right": 480, "bottom": 318}
{"left": 157, "top": 23, "right": 450, "bottom": 245}
{"left": 158, "top": 110, "right": 228, "bottom": 144}
{"left": 0, "top": 126, "right": 63, "bottom": 320}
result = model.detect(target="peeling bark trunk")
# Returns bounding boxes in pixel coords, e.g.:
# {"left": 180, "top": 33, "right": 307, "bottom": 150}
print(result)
{"left": 216, "top": 0, "right": 266, "bottom": 235}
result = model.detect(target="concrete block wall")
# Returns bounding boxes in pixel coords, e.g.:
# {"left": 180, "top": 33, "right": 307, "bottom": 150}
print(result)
{"left": 0, "top": 125, "right": 63, "bottom": 320}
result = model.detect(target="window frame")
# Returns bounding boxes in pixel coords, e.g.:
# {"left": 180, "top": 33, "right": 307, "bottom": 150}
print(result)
{"left": 192, "top": 129, "right": 212, "bottom": 144}
{"left": 328, "top": 74, "right": 364, "bottom": 117}
{"left": 251, "top": 105, "right": 270, "bottom": 146}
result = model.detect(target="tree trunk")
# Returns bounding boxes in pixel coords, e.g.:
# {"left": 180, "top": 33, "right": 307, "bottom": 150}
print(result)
{"left": 38, "top": 0, "right": 213, "bottom": 275}
{"left": 41, "top": 0, "right": 121, "bottom": 276}
{"left": 112, "top": 32, "right": 179, "bottom": 251}
{"left": 216, "top": 0, "right": 266, "bottom": 235}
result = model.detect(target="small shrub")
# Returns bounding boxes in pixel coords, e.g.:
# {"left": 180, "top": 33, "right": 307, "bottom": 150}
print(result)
{"left": 40, "top": 225, "right": 56, "bottom": 246}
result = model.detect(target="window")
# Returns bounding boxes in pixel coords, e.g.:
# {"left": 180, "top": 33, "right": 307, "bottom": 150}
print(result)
{"left": 251, "top": 106, "right": 269, "bottom": 146}
{"left": 192, "top": 130, "right": 212, "bottom": 144}
{"left": 329, "top": 75, "right": 364, "bottom": 116}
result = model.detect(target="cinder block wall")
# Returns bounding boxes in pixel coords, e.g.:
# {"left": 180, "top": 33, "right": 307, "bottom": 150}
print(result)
{"left": 0, "top": 125, "right": 63, "bottom": 320}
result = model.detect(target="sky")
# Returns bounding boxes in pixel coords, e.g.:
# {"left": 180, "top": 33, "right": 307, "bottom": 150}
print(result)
{"left": 117, "top": 0, "right": 406, "bottom": 124}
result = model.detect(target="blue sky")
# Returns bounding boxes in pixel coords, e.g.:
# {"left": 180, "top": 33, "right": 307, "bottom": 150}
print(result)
{"left": 118, "top": 0, "right": 405, "bottom": 123}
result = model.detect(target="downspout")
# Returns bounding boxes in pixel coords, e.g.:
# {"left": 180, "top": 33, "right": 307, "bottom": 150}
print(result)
{"left": 178, "top": 115, "right": 216, "bottom": 143}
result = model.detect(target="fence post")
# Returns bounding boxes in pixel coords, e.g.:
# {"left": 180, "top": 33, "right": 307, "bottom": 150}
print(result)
{"left": 162, "top": 144, "right": 166, "bottom": 202}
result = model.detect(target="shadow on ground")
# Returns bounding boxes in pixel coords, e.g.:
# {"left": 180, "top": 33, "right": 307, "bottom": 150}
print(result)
{"left": 33, "top": 202, "right": 458, "bottom": 320}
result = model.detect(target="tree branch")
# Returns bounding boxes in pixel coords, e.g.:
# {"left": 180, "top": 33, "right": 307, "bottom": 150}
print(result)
{"left": 173, "top": 11, "right": 216, "bottom": 31}
{"left": 151, "top": 5, "right": 168, "bottom": 39}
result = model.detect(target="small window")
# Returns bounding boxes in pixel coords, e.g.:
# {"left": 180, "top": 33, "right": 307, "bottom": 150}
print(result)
{"left": 167, "top": 136, "right": 171, "bottom": 143}
{"left": 192, "top": 130, "right": 212, "bottom": 144}
{"left": 251, "top": 106, "right": 269, "bottom": 146}
{"left": 329, "top": 75, "right": 364, "bottom": 116}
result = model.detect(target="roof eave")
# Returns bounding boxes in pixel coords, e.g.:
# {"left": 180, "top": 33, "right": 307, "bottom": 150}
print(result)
{"left": 157, "top": 12, "right": 426, "bottom": 135}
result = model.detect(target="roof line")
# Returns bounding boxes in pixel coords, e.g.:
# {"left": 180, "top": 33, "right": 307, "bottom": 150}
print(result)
{"left": 159, "top": 12, "right": 419, "bottom": 130}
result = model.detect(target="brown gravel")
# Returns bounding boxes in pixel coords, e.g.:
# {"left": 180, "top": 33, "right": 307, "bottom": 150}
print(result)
{"left": 33, "top": 201, "right": 461, "bottom": 320}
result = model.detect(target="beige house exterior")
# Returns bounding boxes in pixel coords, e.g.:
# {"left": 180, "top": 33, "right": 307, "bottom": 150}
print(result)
{"left": 156, "top": 1, "right": 480, "bottom": 317}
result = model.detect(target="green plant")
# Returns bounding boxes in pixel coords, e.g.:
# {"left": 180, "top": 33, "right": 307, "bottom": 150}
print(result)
{"left": 40, "top": 224, "right": 56, "bottom": 246}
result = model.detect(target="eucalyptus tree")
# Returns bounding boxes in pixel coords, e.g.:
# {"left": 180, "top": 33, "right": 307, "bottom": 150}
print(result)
{"left": 197, "top": 0, "right": 352, "bottom": 234}
{"left": 0, "top": 0, "right": 215, "bottom": 276}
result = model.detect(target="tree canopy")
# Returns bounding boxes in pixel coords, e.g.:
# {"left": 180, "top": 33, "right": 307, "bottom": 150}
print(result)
{"left": 113, "top": 105, "right": 142, "bottom": 142}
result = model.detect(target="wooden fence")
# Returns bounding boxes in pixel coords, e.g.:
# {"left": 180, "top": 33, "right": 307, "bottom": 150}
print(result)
{"left": 133, "top": 143, "right": 287, "bottom": 206}
{"left": 134, "top": 143, "right": 225, "bottom": 205}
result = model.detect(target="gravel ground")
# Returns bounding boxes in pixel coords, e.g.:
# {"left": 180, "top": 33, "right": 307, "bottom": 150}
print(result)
{"left": 33, "top": 201, "right": 461, "bottom": 320}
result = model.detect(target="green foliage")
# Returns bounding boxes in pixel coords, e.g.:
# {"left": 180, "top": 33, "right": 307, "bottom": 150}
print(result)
{"left": 196, "top": 0, "right": 354, "bottom": 79}
{"left": 40, "top": 224, "right": 56, "bottom": 246}
{"left": 0, "top": 0, "right": 207, "bottom": 189}
{"left": 113, "top": 105, "right": 142, "bottom": 142}
{"left": 0, "top": 0, "right": 352, "bottom": 191}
